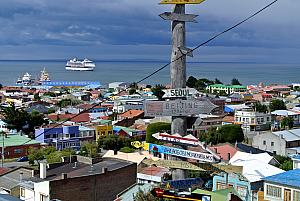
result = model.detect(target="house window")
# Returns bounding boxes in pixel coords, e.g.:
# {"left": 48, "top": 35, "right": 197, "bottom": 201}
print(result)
{"left": 293, "top": 190, "right": 300, "bottom": 201}
{"left": 263, "top": 141, "right": 266, "bottom": 145}
{"left": 20, "top": 187, "right": 25, "bottom": 197}
{"left": 14, "top": 149, "right": 23, "bottom": 154}
{"left": 271, "top": 142, "right": 274, "bottom": 146}
{"left": 40, "top": 194, "right": 47, "bottom": 201}
{"left": 266, "top": 184, "right": 281, "bottom": 198}
{"left": 216, "top": 182, "right": 227, "bottom": 190}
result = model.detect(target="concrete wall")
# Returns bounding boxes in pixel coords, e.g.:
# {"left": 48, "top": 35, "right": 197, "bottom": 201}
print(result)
{"left": 252, "top": 132, "right": 286, "bottom": 156}
{"left": 34, "top": 181, "right": 50, "bottom": 201}
{"left": 49, "top": 163, "right": 137, "bottom": 201}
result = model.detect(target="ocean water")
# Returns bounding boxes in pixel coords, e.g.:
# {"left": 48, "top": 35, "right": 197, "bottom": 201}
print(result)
{"left": 0, "top": 60, "right": 299, "bottom": 86}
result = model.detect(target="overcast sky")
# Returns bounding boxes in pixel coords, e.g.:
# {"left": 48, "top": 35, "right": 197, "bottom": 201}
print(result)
{"left": 0, "top": 0, "right": 299, "bottom": 62}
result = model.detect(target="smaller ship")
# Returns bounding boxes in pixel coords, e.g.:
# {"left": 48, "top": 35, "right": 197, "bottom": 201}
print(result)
{"left": 39, "top": 67, "right": 51, "bottom": 84}
{"left": 16, "top": 72, "right": 34, "bottom": 86}
{"left": 65, "top": 58, "right": 96, "bottom": 71}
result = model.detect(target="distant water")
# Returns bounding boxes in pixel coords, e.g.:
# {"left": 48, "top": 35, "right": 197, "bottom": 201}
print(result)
{"left": 0, "top": 60, "right": 299, "bottom": 86}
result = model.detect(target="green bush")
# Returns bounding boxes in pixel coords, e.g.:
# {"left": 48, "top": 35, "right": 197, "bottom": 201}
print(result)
{"left": 146, "top": 122, "right": 171, "bottom": 143}
{"left": 119, "top": 146, "right": 135, "bottom": 153}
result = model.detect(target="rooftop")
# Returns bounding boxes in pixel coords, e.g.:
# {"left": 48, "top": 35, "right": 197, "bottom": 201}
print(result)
{"left": 272, "top": 129, "right": 300, "bottom": 142}
{"left": 0, "top": 134, "right": 40, "bottom": 147}
{"left": 264, "top": 169, "right": 300, "bottom": 188}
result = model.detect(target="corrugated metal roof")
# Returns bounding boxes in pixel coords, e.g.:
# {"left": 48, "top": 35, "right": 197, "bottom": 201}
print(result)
{"left": 264, "top": 169, "right": 300, "bottom": 188}
{"left": 272, "top": 129, "right": 300, "bottom": 142}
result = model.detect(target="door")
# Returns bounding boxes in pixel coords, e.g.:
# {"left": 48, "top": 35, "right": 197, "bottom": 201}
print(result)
{"left": 284, "top": 189, "right": 291, "bottom": 201}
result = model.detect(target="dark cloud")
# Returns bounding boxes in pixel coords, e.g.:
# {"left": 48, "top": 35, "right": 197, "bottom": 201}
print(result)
{"left": 0, "top": 0, "right": 298, "bottom": 60}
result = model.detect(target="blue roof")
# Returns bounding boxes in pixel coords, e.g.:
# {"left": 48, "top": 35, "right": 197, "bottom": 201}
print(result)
{"left": 264, "top": 169, "right": 300, "bottom": 188}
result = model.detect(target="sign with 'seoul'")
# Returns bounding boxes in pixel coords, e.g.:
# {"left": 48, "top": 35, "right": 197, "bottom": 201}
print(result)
{"left": 163, "top": 88, "right": 199, "bottom": 98}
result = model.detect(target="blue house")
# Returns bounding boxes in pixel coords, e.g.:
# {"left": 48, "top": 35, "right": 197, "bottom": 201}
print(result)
{"left": 213, "top": 173, "right": 251, "bottom": 201}
{"left": 263, "top": 169, "right": 300, "bottom": 201}
{"left": 35, "top": 125, "right": 95, "bottom": 151}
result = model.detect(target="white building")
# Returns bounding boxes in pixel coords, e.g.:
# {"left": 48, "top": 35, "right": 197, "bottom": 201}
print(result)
{"left": 234, "top": 108, "right": 271, "bottom": 132}
{"left": 252, "top": 129, "right": 300, "bottom": 156}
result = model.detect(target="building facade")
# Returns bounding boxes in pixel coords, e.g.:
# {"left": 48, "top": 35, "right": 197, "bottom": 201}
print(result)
{"left": 234, "top": 108, "right": 271, "bottom": 132}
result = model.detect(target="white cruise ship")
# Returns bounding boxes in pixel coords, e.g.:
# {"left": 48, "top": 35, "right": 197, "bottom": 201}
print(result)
{"left": 16, "top": 72, "right": 35, "bottom": 85}
{"left": 65, "top": 58, "right": 96, "bottom": 71}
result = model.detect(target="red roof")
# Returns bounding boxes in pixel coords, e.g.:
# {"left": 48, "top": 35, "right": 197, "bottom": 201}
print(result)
{"left": 118, "top": 110, "right": 144, "bottom": 119}
{"left": 48, "top": 113, "right": 90, "bottom": 123}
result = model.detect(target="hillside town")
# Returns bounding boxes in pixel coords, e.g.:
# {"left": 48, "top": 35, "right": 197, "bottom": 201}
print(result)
{"left": 0, "top": 79, "right": 299, "bottom": 201}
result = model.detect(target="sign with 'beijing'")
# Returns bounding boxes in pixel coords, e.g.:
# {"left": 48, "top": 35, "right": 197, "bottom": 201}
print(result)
{"left": 144, "top": 99, "right": 217, "bottom": 117}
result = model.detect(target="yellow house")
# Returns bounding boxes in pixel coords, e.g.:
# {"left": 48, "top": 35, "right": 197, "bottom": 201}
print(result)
{"left": 95, "top": 120, "right": 113, "bottom": 140}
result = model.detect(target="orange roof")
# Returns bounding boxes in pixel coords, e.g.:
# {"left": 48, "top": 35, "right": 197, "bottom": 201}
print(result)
{"left": 222, "top": 116, "right": 234, "bottom": 123}
{"left": 47, "top": 113, "right": 90, "bottom": 123}
{"left": 118, "top": 110, "right": 144, "bottom": 119}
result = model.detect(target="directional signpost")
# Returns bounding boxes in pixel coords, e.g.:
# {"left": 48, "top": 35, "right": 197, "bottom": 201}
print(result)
{"left": 152, "top": 133, "right": 200, "bottom": 146}
{"left": 144, "top": 99, "right": 217, "bottom": 117}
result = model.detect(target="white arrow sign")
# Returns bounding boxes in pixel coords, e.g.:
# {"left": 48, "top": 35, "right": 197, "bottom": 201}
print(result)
{"left": 163, "top": 88, "right": 200, "bottom": 98}
{"left": 152, "top": 133, "right": 199, "bottom": 146}
{"left": 144, "top": 99, "right": 217, "bottom": 117}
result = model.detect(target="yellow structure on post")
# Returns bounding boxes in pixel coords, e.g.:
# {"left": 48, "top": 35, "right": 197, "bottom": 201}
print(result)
{"left": 160, "top": 0, "right": 205, "bottom": 4}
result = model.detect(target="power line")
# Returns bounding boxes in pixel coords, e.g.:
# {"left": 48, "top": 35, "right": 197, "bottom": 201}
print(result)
{"left": 136, "top": 0, "right": 278, "bottom": 84}
{"left": 20, "top": 0, "right": 278, "bottom": 146}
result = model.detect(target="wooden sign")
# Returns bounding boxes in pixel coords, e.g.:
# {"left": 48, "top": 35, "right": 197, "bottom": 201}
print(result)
{"left": 144, "top": 99, "right": 217, "bottom": 117}
{"left": 159, "top": 12, "right": 198, "bottom": 23}
{"left": 162, "top": 88, "right": 199, "bottom": 98}
{"left": 160, "top": 0, "right": 205, "bottom": 4}
{"left": 152, "top": 133, "right": 199, "bottom": 146}
{"left": 143, "top": 159, "right": 204, "bottom": 171}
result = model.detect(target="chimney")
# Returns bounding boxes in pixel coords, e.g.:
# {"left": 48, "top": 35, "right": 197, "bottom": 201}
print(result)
{"left": 102, "top": 167, "right": 108, "bottom": 174}
{"left": 62, "top": 173, "right": 68, "bottom": 180}
{"left": 73, "top": 162, "right": 78, "bottom": 168}
{"left": 40, "top": 162, "right": 47, "bottom": 179}
{"left": 31, "top": 170, "right": 35, "bottom": 177}
{"left": 114, "top": 150, "right": 118, "bottom": 155}
{"left": 19, "top": 172, "right": 23, "bottom": 182}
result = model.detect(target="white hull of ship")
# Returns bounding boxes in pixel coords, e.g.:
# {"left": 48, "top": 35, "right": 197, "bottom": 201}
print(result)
{"left": 65, "top": 66, "right": 95, "bottom": 71}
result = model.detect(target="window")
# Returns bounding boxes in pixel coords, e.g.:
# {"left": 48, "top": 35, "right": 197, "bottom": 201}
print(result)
{"left": 293, "top": 190, "right": 300, "bottom": 201}
{"left": 271, "top": 142, "right": 274, "bottom": 146}
{"left": 216, "top": 182, "right": 227, "bottom": 190}
{"left": 40, "top": 194, "right": 47, "bottom": 201}
{"left": 266, "top": 184, "right": 281, "bottom": 198}
{"left": 267, "top": 117, "right": 270, "bottom": 122}
{"left": 263, "top": 141, "right": 266, "bottom": 145}
{"left": 14, "top": 149, "right": 23, "bottom": 154}
{"left": 20, "top": 187, "right": 25, "bottom": 197}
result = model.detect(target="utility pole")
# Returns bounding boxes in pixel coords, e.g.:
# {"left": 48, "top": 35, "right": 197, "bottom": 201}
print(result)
{"left": 1, "top": 132, "right": 4, "bottom": 168}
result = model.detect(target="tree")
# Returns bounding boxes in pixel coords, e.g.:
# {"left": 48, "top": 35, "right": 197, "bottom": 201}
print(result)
{"left": 134, "top": 189, "right": 160, "bottom": 201}
{"left": 28, "top": 148, "right": 44, "bottom": 165}
{"left": 129, "top": 88, "right": 136, "bottom": 95}
{"left": 146, "top": 122, "right": 171, "bottom": 143}
{"left": 254, "top": 102, "right": 268, "bottom": 113}
{"left": 231, "top": 78, "right": 242, "bottom": 85}
{"left": 146, "top": 85, "right": 152, "bottom": 88}
{"left": 80, "top": 142, "right": 98, "bottom": 158}
{"left": 274, "top": 155, "right": 293, "bottom": 171}
{"left": 199, "top": 125, "right": 244, "bottom": 145}
{"left": 281, "top": 117, "right": 294, "bottom": 129}
{"left": 269, "top": 99, "right": 287, "bottom": 112}
{"left": 0, "top": 103, "right": 28, "bottom": 132}
{"left": 151, "top": 85, "right": 165, "bottom": 100}
{"left": 214, "top": 78, "right": 223, "bottom": 84}
{"left": 33, "top": 93, "right": 41, "bottom": 101}
{"left": 186, "top": 76, "right": 198, "bottom": 88}
{"left": 24, "top": 110, "right": 48, "bottom": 138}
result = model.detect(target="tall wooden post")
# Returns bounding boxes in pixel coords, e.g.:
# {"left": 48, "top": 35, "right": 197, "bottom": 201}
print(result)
{"left": 170, "top": 4, "right": 187, "bottom": 180}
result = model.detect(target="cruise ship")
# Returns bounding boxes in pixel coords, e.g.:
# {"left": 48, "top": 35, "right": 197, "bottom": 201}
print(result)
{"left": 39, "top": 68, "right": 51, "bottom": 84}
{"left": 65, "top": 58, "right": 96, "bottom": 71}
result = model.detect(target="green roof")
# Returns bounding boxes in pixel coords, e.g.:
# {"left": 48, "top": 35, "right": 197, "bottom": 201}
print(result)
{"left": 193, "top": 188, "right": 241, "bottom": 201}
{"left": 208, "top": 84, "right": 246, "bottom": 89}
{"left": 0, "top": 134, "right": 40, "bottom": 147}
